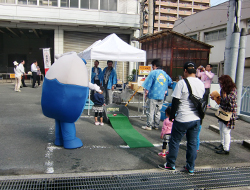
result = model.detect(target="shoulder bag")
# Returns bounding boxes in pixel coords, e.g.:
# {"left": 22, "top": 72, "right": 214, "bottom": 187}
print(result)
{"left": 184, "top": 78, "right": 207, "bottom": 122}
{"left": 215, "top": 107, "right": 232, "bottom": 121}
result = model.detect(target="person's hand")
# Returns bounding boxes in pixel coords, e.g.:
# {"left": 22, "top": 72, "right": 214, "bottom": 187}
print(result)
{"left": 160, "top": 135, "right": 163, "bottom": 139}
{"left": 112, "top": 86, "right": 114, "bottom": 90}
{"left": 198, "top": 65, "right": 205, "bottom": 71}
{"left": 222, "top": 91, "right": 227, "bottom": 98}
{"left": 210, "top": 95, "right": 214, "bottom": 100}
{"left": 144, "top": 90, "right": 148, "bottom": 99}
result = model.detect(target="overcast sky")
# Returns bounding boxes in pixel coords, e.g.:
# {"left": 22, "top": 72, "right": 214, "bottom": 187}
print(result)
{"left": 210, "top": 0, "right": 228, "bottom": 6}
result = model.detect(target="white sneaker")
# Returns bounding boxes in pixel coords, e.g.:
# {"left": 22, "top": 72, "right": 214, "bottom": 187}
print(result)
{"left": 142, "top": 126, "right": 152, "bottom": 130}
{"left": 95, "top": 122, "right": 99, "bottom": 125}
{"left": 100, "top": 122, "right": 104, "bottom": 126}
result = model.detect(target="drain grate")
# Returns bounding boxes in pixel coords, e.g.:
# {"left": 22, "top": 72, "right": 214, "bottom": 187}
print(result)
{"left": 1, "top": 166, "right": 250, "bottom": 190}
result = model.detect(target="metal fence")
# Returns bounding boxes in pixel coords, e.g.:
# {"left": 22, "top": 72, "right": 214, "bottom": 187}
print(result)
{"left": 241, "top": 86, "right": 250, "bottom": 116}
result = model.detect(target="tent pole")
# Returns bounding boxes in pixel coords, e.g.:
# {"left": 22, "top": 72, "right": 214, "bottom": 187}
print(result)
{"left": 123, "top": 62, "right": 124, "bottom": 92}
{"left": 142, "top": 61, "right": 145, "bottom": 115}
{"left": 88, "top": 59, "right": 92, "bottom": 115}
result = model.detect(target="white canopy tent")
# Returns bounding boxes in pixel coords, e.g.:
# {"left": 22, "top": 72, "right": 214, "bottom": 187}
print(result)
{"left": 77, "top": 33, "right": 146, "bottom": 115}
{"left": 78, "top": 33, "right": 146, "bottom": 62}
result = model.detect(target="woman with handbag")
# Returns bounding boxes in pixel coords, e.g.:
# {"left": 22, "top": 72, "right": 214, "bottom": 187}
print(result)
{"left": 214, "top": 75, "right": 237, "bottom": 155}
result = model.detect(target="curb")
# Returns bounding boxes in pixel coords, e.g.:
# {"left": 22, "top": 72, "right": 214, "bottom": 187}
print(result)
{"left": 209, "top": 124, "right": 220, "bottom": 134}
{"left": 239, "top": 114, "right": 250, "bottom": 123}
{"left": 243, "top": 140, "right": 250, "bottom": 149}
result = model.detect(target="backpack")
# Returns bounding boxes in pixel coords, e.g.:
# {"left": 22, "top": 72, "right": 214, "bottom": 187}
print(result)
{"left": 184, "top": 78, "right": 207, "bottom": 124}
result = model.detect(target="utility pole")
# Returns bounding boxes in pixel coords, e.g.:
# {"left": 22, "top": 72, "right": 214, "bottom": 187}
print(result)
{"left": 140, "top": 0, "right": 146, "bottom": 37}
{"left": 224, "top": 0, "right": 235, "bottom": 75}
{"left": 228, "top": 25, "right": 240, "bottom": 82}
{"left": 228, "top": 0, "right": 241, "bottom": 82}
{"left": 224, "top": 0, "right": 242, "bottom": 83}
{"left": 236, "top": 28, "right": 247, "bottom": 115}
{"left": 148, "top": 0, "right": 154, "bottom": 34}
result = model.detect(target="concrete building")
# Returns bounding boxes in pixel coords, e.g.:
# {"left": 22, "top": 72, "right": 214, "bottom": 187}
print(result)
{"left": 0, "top": 0, "right": 141, "bottom": 82}
{"left": 142, "top": 0, "right": 210, "bottom": 34}
{"left": 173, "top": 0, "right": 250, "bottom": 86}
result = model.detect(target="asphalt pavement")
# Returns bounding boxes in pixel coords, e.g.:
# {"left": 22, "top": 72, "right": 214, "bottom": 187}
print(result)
{"left": 0, "top": 81, "right": 250, "bottom": 180}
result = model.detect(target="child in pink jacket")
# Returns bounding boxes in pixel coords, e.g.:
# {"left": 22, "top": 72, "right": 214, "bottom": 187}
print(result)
{"left": 158, "top": 107, "right": 173, "bottom": 158}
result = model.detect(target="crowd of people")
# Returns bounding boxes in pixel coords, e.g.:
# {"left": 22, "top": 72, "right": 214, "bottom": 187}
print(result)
{"left": 89, "top": 58, "right": 237, "bottom": 174}
{"left": 89, "top": 58, "right": 237, "bottom": 170}
{"left": 13, "top": 60, "right": 43, "bottom": 92}
{"left": 13, "top": 57, "right": 237, "bottom": 173}
{"left": 152, "top": 61, "right": 237, "bottom": 175}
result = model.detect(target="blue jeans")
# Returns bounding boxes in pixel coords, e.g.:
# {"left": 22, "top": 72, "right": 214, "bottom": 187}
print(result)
{"left": 197, "top": 125, "right": 202, "bottom": 150}
{"left": 166, "top": 120, "right": 200, "bottom": 171}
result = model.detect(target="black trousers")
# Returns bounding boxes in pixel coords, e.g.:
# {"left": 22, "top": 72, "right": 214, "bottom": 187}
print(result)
{"left": 203, "top": 88, "right": 210, "bottom": 105}
{"left": 36, "top": 75, "right": 41, "bottom": 85}
{"left": 32, "top": 72, "right": 37, "bottom": 87}
{"left": 21, "top": 76, "right": 26, "bottom": 86}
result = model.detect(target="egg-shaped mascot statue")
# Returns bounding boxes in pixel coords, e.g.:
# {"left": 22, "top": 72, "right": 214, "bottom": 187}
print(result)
{"left": 41, "top": 52, "right": 99, "bottom": 149}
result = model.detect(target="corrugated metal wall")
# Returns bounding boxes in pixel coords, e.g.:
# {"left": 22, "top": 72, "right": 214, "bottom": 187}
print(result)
{"left": 64, "top": 31, "right": 130, "bottom": 83}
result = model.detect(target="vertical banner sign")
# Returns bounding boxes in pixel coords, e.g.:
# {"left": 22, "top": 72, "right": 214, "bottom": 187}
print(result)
{"left": 43, "top": 48, "right": 51, "bottom": 74}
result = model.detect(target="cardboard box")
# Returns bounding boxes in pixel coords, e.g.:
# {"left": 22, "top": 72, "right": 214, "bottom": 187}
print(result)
{"left": 131, "top": 83, "right": 138, "bottom": 91}
{"left": 138, "top": 86, "right": 144, "bottom": 92}
{"left": 131, "top": 83, "right": 144, "bottom": 92}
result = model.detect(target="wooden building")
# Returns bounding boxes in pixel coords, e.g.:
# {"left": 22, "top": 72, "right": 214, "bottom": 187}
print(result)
{"left": 138, "top": 30, "right": 213, "bottom": 80}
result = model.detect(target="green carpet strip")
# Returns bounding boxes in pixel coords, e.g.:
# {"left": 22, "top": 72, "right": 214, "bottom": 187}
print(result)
{"left": 107, "top": 114, "right": 154, "bottom": 148}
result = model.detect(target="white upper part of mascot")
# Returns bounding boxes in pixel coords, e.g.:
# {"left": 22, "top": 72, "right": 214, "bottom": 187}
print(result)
{"left": 46, "top": 52, "right": 89, "bottom": 87}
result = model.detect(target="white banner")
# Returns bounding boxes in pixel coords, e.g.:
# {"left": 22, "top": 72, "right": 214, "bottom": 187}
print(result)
{"left": 43, "top": 48, "right": 51, "bottom": 69}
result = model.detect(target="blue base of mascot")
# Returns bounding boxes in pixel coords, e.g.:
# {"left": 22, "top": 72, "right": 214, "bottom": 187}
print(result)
{"left": 41, "top": 52, "right": 91, "bottom": 149}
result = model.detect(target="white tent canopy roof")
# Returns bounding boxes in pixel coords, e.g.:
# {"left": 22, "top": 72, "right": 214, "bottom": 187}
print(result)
{"left": 77, "top": 33, "right": 146, "bottom": 62}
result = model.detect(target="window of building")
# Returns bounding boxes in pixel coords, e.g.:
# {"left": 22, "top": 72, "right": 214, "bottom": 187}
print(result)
{"left": 18, "top": 0, "right": 27, "bottom": 4}
{"left": 188, "top": 34, "right": 197, "bottom": 40}
{"left": 109, "top": 0, "right": 117, "bottom": 11}
{"left": 0, "top": 0, "right": 15, "bottom": 4}
{"left": 39, "top": 0, "right": 57, "bottom": 6}
{"left": 80, "top": 0, "right": 88, "bottom": 8}
{"left": 90, "top": 0, "right": 98, "bottom": 9}
{"left": 205, "top": 28, "right": 226, "bottom": 42}
{"left": 60, "top": 0, "right": 79, "bottom": 8}
{"left": 61, "top": 0, "right": 69, "bottom": 7}
{"left": 70, "top": 0, "right": 78, "bottom": 8}
{"left": 100, "top": 0, "right": 117, "bottom": 11}
{"left": 80, "top": 0, "right": 98, "bottom": 9}
{"left": 28, "top": 0, "right": 37, "bottom": 5}
{"left": 50, "top": 0, "right": 57, "bottom": 6}
{"left": 7, "top": 0, "right": 117, "bottom": 10}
